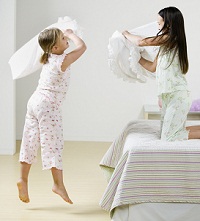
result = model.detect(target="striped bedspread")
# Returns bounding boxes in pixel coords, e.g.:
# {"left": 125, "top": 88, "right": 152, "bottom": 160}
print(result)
{"left": 99, "top": 120, "right": 200, "bottom": 214}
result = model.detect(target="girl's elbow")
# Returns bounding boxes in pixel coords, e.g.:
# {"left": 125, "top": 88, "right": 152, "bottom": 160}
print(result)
{"left": 80, "top": 43, "right": 87, "bottom": 54}
{"left": 150, "top": 66, "right": 156, "bottom": 73}
{"left": 136, "top": 39, "right": 142, "bottom": 46}
{"left": 83, "top": 43, "right": 87, "bottom": 52}
{"left": 137, "top": 37, "right": 145, "bottom": 46}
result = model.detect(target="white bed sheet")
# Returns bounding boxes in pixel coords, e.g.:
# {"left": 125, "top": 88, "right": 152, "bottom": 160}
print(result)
{"left": 112, "top": 203, "right": 200, "bottom": 221}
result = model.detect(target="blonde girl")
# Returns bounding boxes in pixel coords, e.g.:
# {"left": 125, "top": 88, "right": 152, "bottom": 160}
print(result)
{"left": 17, "top": 28, "right": 86, "bottom": 203}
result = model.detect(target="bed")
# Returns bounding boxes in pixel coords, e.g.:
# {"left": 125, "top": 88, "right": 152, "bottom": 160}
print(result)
{"left": 99, "top": 120, "right": 200, "bottom": 221}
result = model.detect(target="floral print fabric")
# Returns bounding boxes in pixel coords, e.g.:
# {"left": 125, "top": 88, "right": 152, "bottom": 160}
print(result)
{"left": 157, "top": 50, "right": 191, "bottom": 141}
{"left": 19, "top": 52, "right": 70, "bottom": 170}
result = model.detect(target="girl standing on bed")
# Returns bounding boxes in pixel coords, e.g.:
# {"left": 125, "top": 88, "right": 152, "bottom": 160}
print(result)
{"left": 17, "top": 28, "right": 86, "bottom": 203}
{"left": 122, "top": 6, "right": 200, "bottom": 141}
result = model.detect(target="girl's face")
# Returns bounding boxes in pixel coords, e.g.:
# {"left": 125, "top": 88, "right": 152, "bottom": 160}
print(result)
{"left": 54, "top": 33, "right": 69, "bottom": 54}
{"left": 157, "top": 14, "right": 164, "bottom": 31}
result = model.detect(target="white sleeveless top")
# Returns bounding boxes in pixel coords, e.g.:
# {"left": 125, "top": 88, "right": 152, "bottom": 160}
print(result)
{"left": 37, "top": 52, "right": 71, "bottom": 94}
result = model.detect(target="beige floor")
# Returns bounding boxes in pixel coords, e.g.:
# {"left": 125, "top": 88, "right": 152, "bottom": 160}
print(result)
{"left": 0, "top": 141, "right": 111, "bottom": 221}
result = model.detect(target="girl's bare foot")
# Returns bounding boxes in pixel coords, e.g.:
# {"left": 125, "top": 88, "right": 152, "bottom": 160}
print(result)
{"left": 17, "top": 179, "right": 30, "bottom": 203}
{"left": 52, "top": 184, "right": 73, "bottom": 204}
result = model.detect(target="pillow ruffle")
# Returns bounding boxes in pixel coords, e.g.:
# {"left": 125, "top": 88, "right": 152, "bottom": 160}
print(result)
{"left": 108, "top": 22, "right": 159, "bottom": 83}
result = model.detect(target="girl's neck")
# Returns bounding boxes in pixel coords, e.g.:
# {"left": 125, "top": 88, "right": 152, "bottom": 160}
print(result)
{"left": 52, "top": 51, "right": 64, "bottom": 55}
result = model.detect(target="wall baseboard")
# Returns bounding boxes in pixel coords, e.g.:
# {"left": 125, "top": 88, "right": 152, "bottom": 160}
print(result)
{"left": 0, "top": 148, "right": 16, "bottom": 155}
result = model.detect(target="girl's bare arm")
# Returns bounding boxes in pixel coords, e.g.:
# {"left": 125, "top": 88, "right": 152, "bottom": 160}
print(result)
{"left": 61, "top": 30, "right": 86, "bottom": 71}
{"left": 139, "top": 55, "right": 158, "bottom": 73}
{"left": 122, "top": 31, "right": 167, "bottom": 46}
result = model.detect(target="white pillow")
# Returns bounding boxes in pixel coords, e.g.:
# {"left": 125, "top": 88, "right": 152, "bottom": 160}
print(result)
{"left": 108, "top": 22, "right": 159, "bottom": 83}
{"left": 9, "top": 16, "right": 82, "bottom": 80}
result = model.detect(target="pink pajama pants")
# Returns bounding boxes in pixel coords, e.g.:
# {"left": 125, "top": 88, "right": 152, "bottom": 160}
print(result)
{"left": 19, "top": 90, "right": 66, "bottom": 170}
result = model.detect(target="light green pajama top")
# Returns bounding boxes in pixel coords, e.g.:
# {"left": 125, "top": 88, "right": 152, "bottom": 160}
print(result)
{"left": 156, "top": 50, "right": 189, "bottom": 96}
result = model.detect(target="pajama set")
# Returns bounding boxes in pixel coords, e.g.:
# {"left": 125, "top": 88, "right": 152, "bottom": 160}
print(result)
{"left": 156, "top": 50, "right": 191, "bottom": 141}
{"left": 19, "top": 52, "right": 71, "bottom": 170}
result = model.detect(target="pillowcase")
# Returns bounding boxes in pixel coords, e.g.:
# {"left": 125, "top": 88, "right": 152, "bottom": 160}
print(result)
{"left": 108, "top": 22, "right": 159, "bottom": 83}
{"left": 9, "top": 16, "right": 82, "bottom": 80}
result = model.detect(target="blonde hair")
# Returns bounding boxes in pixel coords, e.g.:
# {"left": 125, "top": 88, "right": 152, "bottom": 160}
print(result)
{"left": 38, "top": 28, "right": 62, "bottom": 64}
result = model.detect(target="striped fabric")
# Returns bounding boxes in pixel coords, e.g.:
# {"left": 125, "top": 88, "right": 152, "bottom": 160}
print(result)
{"left": 99, "top": 120, "right": 200, "bottom": 215}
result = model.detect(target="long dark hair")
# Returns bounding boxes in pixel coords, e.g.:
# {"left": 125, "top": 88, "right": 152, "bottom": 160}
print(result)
{"left": 156, "top": 6, "right": 189, "bottom": 74}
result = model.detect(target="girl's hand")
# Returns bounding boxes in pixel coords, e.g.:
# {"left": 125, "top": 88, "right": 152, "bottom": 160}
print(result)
{"left": 64, "top": 29, "right": 74, "bottom": 37}
{"left": 122, "top": 31, "right": 144, "bottom": 46}
{"left": 122, "top": 30, "right": 130, "bottom": 38}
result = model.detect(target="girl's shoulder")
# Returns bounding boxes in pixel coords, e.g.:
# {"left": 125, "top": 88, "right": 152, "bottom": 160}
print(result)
{"left": 49, "top": 52, "right": 67, "bottom": 64}
{"left": 46, "top": 52, "right": 69, "bottom": 73}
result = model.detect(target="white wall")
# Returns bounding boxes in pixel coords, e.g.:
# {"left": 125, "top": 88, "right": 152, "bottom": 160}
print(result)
{"left": 16, "top": 0, "right": 200, "bottom": 142}
{"left": 0, "top": 0, "right": 16, "bottom": 154}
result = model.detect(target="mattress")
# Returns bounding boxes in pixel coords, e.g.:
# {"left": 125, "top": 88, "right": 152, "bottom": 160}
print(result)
{"left": 112, "top": 203, "right": 200, "bottom": 221}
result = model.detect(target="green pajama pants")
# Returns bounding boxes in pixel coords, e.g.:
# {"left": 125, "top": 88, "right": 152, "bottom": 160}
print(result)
{"left": 160, "top": 90, "right": 191, "bottom": 141}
